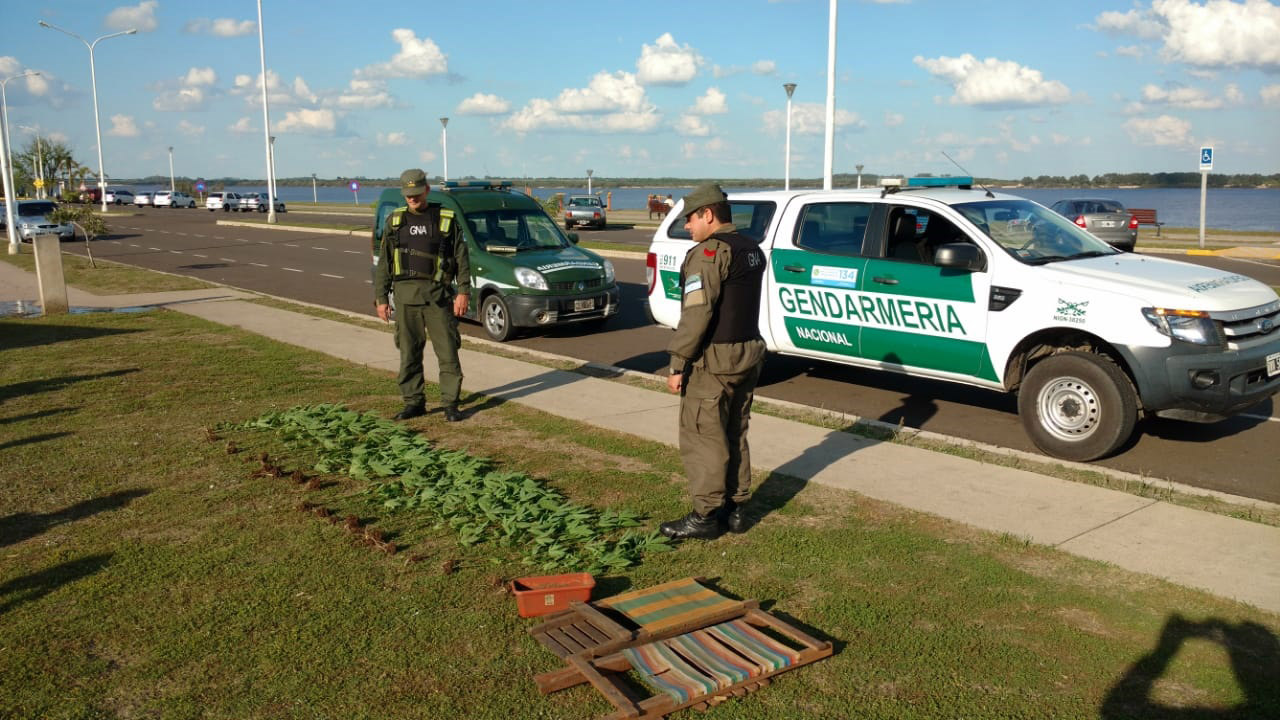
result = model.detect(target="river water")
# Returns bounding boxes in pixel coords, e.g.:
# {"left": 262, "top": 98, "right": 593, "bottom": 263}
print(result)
{"left": 117, "top": 183, "right": 1279, "bottom": 232}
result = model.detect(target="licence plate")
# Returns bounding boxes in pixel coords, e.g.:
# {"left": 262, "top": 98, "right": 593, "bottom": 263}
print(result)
{"left": 1098, "top": 220, "right": 1115, "bottom": 228}
{"left": 1267, "top": 352, "right": 1280, "bottom": 377}
{"left": 574, "top": 299, "right": 595, "bottom": 312}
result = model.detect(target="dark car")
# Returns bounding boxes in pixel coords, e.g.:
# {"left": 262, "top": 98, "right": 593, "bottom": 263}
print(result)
{"left": 1049, "top": 198, "right": 1138, "bottom": 252}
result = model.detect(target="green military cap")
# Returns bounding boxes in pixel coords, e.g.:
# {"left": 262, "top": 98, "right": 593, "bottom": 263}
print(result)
{"left": 400, "top": 168, "right": 429, "bottom": 197}
{"left": 680, "top": 183, "right": 728, "bottom": 218}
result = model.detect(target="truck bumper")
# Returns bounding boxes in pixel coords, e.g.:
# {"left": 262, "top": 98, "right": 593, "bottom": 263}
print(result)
{"left": 507, "top": 286, "right": 621, "bottom": 328}
{"left": 1123, "top": 337, "right": 1280, "bottom": 421}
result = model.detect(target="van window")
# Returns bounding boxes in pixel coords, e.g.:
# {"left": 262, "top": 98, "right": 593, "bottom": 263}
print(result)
{"left": 794, "top": 202, "right": 872, "bottom": 256}
{"left": 665, "top": 201, "right": 776, "bottom": 243}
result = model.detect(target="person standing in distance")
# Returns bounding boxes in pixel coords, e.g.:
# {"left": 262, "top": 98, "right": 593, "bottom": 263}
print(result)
{"left": 660, "top": 184, "right": 767, "bottom": 540}
{"left": 374, "top": 169, "right": 471, "bottom": 422}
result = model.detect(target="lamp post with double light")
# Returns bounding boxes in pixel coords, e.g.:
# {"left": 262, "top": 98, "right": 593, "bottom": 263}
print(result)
{"left": 255, "top": 0, "right": 277, "bottom": 224}
{"left": 311, "top": 173, "right": 317, "bottom": 204}
{"left": 39, "top": 22, "right": 137, "bottom": 212}
{"left": 167, "top": 146, "right": 175, "bottom": 192}
{"left": 440, "top": 117, "right": 449, "bottom": 181}
{"left": 783, "top": 82, "right": 796, "bottom": 191}
{"left": 2, "top": 71, "right": 40, "bottom": 254}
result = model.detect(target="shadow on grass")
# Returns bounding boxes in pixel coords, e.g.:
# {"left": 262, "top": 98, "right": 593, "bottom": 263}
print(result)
{"left": 0, "top": 553, "right": 113, "bottom": 616}
{"left": 462, "top": 363, "right": 597, "bottom": 417}
{"left": 0, "top": 321, "right": 142, "bottom": 353}
{"left": 0, "top": 406, "right": 78, "bottom": 426}
{"left": 1100, "top": 614, "right": 1280, "bottom": 719}
{"left": 0, "top": 489, "right": 150, "bottom": 549}
{"left": 0, "top": 431, "right": 74, "bottom": 452}
{"left": 742, "top": 421, "right": 870, "bottom": 531}
{"left": 0, "top": 368, "right": 139, "bottom": 406}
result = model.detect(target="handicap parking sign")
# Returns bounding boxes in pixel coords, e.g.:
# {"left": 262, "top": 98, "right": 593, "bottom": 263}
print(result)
{"left": 1200, "top": 147, "right": 1213, "bottom": 170}
{"left": 349, "top": 180, "right": 361, "bottom": 192}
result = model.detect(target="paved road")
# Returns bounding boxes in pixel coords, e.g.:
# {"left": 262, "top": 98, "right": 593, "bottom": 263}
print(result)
{"left": 64, "top": 209, "right": 1280, "bottom": 502}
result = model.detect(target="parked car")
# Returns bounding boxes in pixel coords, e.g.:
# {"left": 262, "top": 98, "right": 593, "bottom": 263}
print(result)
{"left": 134, "top": 192, "right": 153, "bottom": 207}
{"left": 564, "top": 194, "right": 606, "bottom": 230}
{"left": 239, "top": 192, "right": 286, "bottom": 213}
{"left": 1048, "top": 198, "right": 1138, "bottom": 252}
{"left": 206, "top": 191, "right": 242, "bottom": 211}
{"left": 104, "top": 189, "right": 135, "bottom": 205}
{"left": 153, "top": 191, "right": 196, "bottom": 208}
{"left": 372, "top": 181, "right": 619, "bottom": 341}
{"left": 0, "top": 199, "right": 74, "bottom": 241}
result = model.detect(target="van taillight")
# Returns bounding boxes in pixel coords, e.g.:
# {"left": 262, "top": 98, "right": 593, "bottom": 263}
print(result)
{"left": 1128, "top": 215, "right": 1138, "bottom": 229}
{"left": 645, "top": 252, "right": 657, "bottom": 295}
{"left": 1074, "top": 215, "right": 1088, "bottom": 228}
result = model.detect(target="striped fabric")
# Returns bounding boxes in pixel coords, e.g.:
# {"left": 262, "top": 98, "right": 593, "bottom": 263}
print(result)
{"left": 597, "top": 578, "right": 738, "bottom": 634}
{"left": 622, "top": 619, "right": 800, "bottom": 704}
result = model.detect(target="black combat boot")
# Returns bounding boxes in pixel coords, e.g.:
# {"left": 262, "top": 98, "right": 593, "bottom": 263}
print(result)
{"left": 393, "top": 404, "right": 426, "bottom": 420}
{"left": 443, "top": 405, "right": 464, "bottom": 423}
{"left": 720, "top": 500, "right": 748, "bottom": 534}
{"left": 660, "top": 511, "right": 722, "bottom": 540}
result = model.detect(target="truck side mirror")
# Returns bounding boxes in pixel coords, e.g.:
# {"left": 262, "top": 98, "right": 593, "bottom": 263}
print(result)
{"left": 933, "top": 243, "right": 985, "bottom": 272}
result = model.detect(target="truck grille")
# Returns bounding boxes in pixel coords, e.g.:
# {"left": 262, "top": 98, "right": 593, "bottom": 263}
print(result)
{"left": 549, "top": 277, "right": 604, "bottom": 292}
{"left": 1215, "top": 299, "right": 1280, "bottom": 349}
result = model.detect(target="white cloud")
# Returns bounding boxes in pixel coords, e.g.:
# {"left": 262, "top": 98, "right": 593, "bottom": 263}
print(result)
{"left": 751, "top": 60, "right": 776, "bottom": 75}
{"left": 1154, "top": 0, "right": 1280, "bottom": 70}
{"left": 1224, "top": 83, "right": 1244, "bottom": 104}
{"left": 47, "top": 131, "right": 68, "bottom": 144}
{"left": 377, "top": 132, "right": 409, "bottom": 146}
{"left": 184, "top": 67, "right": 217, "bottom": 86}
{"left": 418, "top": 150, "right": 437, "bottom": 165}
{"left": 712, "top": 65, "right": 741, "bottom": 79}
{"left": 635, "top": 33, "right": 702, "bottom": 86}
{"left": 691, "top": 87, "right": 727, "bottom": 115}
{"left": 232, "top": 70, "right": 323, "bottom": 109}
{"left": 914, "top": 54, "right": 1070, "bottom": 107}
{"left": 107, "top": 114, "right": 140, "bottom": 137}
{"left": 183, "top": 18, "right": 256, "bottom": 36}
{"left": 276, "top": 108, "right": 336, "bottom": 134}
{"left": 457, "top": 92, "right": 510, "bottom": 115}
{"left": 1141, "top": 83, "right": 1223, "bottom": 109}
{"left": 554, "top": 71, "right": 649, "bottom": 113}
{"left": 0, "top": 58, "right": 50, "bottom": 97}
{"left": 884, "top": 112, "right": 905, "bottom": 127}
{"left": 228, "top": 117, "right": 256, "bottom": 134}
{"left": 761, "top": 102, "right": 865, "bottom": 135}
{"left": 1262, "top": 84, "right": 1280, "bottom": 106}
{"left": 153, "top": 86, "right": 207, "bottom": 112}
{"left": 674, "top": 114, "right": 710, "bottom": 136}
{"left": 502, "top": 71, "right": 662, "bottom": 131}
{"left": 1051, "top": 133, "right": 1071, "bottom": 145}
{"left": 106, "top": 1, "right": 158, "bottom": 32}
{"left": 329, "top": 78, "right": 394, "bottom": 109}
{"left": 1115, "top": 45, "right": 1144, "bottom": 58}
{"left": 1124, "top": 114, "right": 1193, "bottom": 147}
{"left": 356, "top": 29, "right": 448, "bottom": 79}
{"left": 177, "top": 120, "right": 205, "bottom": 137}
{"left": 293, "top": 77, "right": 318, "bottom": 105}
{"left": 1092, "top": 8, "right": 1165, "bottom": 39}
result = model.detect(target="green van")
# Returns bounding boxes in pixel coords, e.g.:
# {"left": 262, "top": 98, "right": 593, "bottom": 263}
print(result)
{"left": 373, "top": 181, "right": 619, "bottom": 341}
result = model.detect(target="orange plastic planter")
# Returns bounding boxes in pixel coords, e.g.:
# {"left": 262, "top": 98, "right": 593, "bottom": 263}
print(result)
{"left": 511, "top": 573, "right": 595, "bottom": 618}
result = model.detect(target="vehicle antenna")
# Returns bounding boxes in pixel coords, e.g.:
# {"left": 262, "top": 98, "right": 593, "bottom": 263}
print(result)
{"left": 941, "top": 151, "right": 994, "bottom": 198}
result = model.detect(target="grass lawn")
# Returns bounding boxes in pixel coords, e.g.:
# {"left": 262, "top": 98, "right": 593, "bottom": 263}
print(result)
{"left": 3, "top": 310, "right": 1278, "bottom": 719}
{"left": 0, "top": 250, "right": 213, "bottom": 295}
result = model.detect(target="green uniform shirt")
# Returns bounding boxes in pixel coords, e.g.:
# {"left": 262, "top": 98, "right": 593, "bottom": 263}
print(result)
{"left": 374, "top": 203, "right": 471, "bottom": 306}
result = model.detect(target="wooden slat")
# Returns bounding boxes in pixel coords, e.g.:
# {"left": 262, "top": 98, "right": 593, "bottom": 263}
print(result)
{"left": 745, "top": 608, "right": 831, "bottom": 651}
{"left": 567, "top": 654, "right": 639, "bottom": 719}
{"left": 560, "top": 624, "right": 597, "bottom": 651}
{"left": 535, "top": 631, "right": 575, "bottom": 659}
{"left": 570, "top": 600, "right": 631, "bottom": 639}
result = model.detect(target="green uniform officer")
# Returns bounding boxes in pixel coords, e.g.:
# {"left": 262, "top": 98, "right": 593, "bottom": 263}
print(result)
{"left": 374, "top": 169, "right": 471, "bottom": 422}
{"left": 660, "top": 184, "right": 767, "bottom": 541}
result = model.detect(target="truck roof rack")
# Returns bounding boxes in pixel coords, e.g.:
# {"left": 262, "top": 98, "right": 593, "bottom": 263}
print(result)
{"left": 442, "top": 180, "right": 513, "bottom": 192}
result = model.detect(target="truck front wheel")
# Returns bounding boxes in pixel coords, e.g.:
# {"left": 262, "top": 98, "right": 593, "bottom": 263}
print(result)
{"left": 1018, "top": 351, "right": 1137, "bottom": 462}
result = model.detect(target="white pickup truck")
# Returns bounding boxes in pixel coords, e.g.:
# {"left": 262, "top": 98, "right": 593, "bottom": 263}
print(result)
{"left": 645, "top": 178, "right": 1280, "bottom": 461}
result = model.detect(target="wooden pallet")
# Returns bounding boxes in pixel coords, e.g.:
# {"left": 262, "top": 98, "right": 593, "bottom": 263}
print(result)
{"left": 547, "top": 608, "right": 832, "bottom": 719}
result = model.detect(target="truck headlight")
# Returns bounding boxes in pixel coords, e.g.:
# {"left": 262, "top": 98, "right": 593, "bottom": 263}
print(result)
{"left": 603, "top": 259, "right": 615, "bottom": 285}
{"left": 1142, "top": 307, "right": 1219, "bottom": 346}
{"left": 514, "top": 267, "right": 548, "bottom": 290}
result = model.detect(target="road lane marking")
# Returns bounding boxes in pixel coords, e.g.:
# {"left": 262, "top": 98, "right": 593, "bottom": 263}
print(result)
{"left": 320, "top": 273, "right": 344, "bottom": 279}
{"left": 128, "top": 243, "right": 139, "bottom": 247}
{"left": 150, "top": 247, "right": 162, "bottom": 251}
{"left": 192, "top": 234, "right": 205, "bottom": 238}
{"left": 282, "top": 267, "right": 303, "bottom": 273}
{"left": 311, "top": 246, "right": 327, "bottom": 250}
{"left": 169, "top": 250, "right": 183, "bottom": 255}
{"left": 193, "top": 254, "right": 208, "bottom": 258}
{"left": 364, "top": 280, "right": 372, "bottom": 284}
{"left": 109, "top": 240, "right": 121, "bottom": 244}
{"left": 257, "top": 241, "right": 271, "bottom": 245}
{"left": 343, "top": 250, "right": 362, "bottom": 254}
{"left": 175, "top": 232, "right": 188, "bottom": 236}
{"left": 284, "top": 243, "right": 299, "bottom": 247}
{"left": 250, "top": 262, "right": 268, "bottom": 267}
{"left": 219, "top": 258, "right": 236, "bottom": 263}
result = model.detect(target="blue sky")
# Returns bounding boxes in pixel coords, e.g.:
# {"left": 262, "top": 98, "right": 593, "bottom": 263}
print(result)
{"left": 3, "top": 0, "right": 1278, "bottom": 182}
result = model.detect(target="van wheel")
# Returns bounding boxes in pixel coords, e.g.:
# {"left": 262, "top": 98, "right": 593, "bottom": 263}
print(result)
{"left": 481, "top": 294, "right": 515, "bottom": 342}
{"left": 1018, "top": 351, "right": 1136, "bottom": 461}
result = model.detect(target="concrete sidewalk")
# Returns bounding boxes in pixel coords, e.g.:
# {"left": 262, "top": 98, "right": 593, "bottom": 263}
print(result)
{"left": 3, "top": 259, "right": 1277, "bottom": 614}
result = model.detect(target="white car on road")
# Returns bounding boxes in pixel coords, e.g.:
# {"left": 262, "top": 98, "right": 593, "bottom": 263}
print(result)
{"left": 206, "top": 191, "right": 242, "bottom": 211}
{"left": 153, "top": 191, "right": 196, "bottom": 208}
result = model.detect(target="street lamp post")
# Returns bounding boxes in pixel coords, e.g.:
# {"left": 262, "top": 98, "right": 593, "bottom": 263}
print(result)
{"left": 2, "top": 71, "right": 40, "bottom": 255}
{"left": 783, "top": 82, "right": 796, "bottom": 191}
{"left": 856, "top": 164, "right": 864, "bottom": 190}
{"left": 21, "top": 126, "right": 45, "bottom": 199}
{"left": 39, "top": 22, "right": 137, "bottom": 213}
{"left": 311, "top": 173, "right": 317, "bottom": 204}
{"left": 167, "top": 146, "right": 175, "bottom": 192}
{"left": 256, "top": 0, "right": 277, "bottom": 224}
{"left": 822, "top": 0, "right": 837, "bottom": 190}
{"left": 586, "top": 168, "right": 593, "bottom": 195}
{"left": 440, "top": 117, "right": 449, "bottom": 181}
{"left": 268, "top": 135, "right": 277, "bottom": 207}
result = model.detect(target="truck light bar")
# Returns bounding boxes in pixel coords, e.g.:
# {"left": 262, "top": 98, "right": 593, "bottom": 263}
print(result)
{"left": 906, "top": 176, "right": 973, "bottom": 188}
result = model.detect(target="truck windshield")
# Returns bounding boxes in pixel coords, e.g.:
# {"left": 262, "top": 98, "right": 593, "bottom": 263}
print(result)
{"left": 951, "top": 199, "right": 1118, "bottom": 264}
{"left": 467, "top": 209, "right": 568, "bottom": 250}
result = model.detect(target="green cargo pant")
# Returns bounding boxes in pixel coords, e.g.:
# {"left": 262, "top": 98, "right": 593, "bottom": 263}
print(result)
{"left": 679, "top": 362, "right": 762, "bottom": 516}
{"left": 394, "top": 300, "right": 463, "bottom": 407}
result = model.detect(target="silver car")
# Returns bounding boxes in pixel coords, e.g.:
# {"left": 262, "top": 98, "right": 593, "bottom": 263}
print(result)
{"left": 239, "top": 192, "right": 286, "bottom": 213}
{"left": 564, "top": 194, "right": 606, "bottom": 230}
{"left": 134, "top": 192, "right": 153, "bottom": 207}
{"left": 1049, "top": 198, "right": 1138, "bottom": 252}
{"left": 1, "top": 200, "right": 74, "bottom": 241}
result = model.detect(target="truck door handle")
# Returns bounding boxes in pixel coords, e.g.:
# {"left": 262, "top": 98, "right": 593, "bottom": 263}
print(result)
{"left": 783, "top": 265, "right": 805, "bottom": 273}
{"left": 872, "top": 276, "right": 899, "bottom": 285}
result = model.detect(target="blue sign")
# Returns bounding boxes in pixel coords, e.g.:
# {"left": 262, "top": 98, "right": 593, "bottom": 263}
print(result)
{"left": 349, "top": 180, "right": 361, "bottom": 192}
{"left": 195, "top": 180, "right": 206, "bottom": 192}
{"left": 1200, "top": 146, "right": 1213, "bottom": 170}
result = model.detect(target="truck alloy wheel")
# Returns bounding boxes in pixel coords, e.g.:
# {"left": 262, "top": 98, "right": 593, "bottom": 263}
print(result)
{"left": 482, "top": 294, "right": 515, "bottom": 342}
{"left": 1018, "top": 351, "right": 1137, "bottom": 462}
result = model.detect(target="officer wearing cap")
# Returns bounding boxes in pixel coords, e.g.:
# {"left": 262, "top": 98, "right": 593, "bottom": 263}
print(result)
{"left": 374, "top": 169, "right": 471, "bottom": 422}
{"left": 660, "top": 183, "right": 767, "bottom": 540}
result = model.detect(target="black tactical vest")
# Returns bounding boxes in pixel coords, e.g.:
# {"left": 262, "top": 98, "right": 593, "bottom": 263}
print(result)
{"left": 392, "top": 206, "right": 443, "bottom": 279}
{"left": 708, "top": 231, "right": 766, "bottom": 344}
